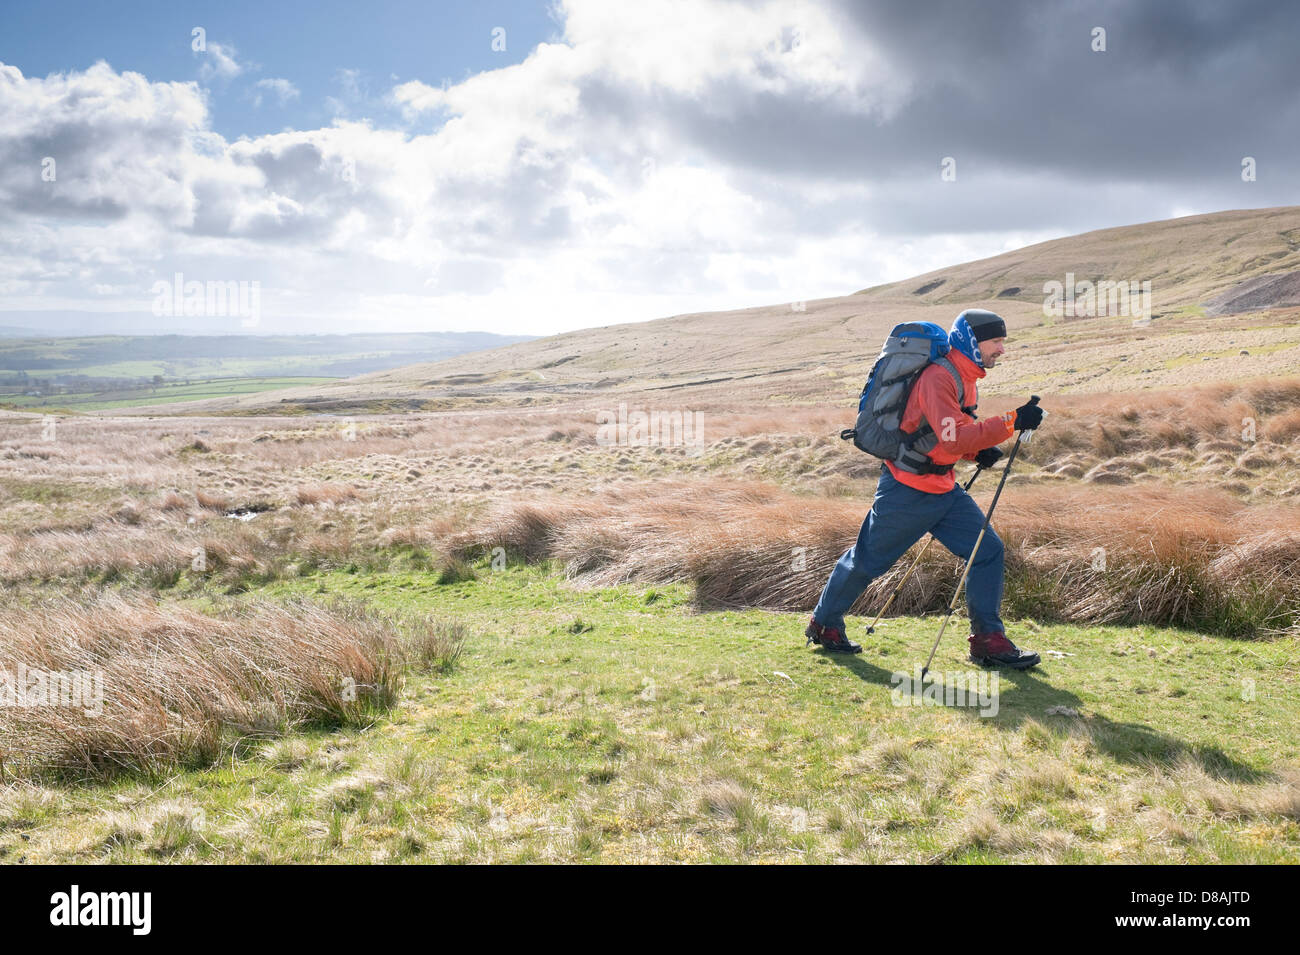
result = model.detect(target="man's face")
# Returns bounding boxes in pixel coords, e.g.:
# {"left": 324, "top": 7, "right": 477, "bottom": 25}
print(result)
{"left": 981, "top": 336, "right": 1007, "bottom": 367}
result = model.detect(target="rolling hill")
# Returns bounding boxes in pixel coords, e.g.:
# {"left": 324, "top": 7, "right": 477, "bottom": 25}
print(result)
{"left": 94, "top": 206, "right": 1300, "bottom": 415}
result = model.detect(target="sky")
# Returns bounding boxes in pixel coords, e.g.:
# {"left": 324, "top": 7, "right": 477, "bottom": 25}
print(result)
{"left": 1, "top": 0, "right": 1298, "bottom": 336}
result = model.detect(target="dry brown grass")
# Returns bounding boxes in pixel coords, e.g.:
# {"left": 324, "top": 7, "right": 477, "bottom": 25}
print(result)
{"left": 1018, "top": 377, "right": 1300, "bottom": 463}
{"left": 0, "top": 596, "right": 406, "bottom": 779}
{"left": 295, "top": 483, "right": 360, "bottom": 506}
{"left": 450, "top": 478, "right": 1300, "bottom": 636}
{"left": 2, "top": 373, "right": 1298, "bottom": 638}
{"left": 1263, "top": 407, "right": 1300, "bottom": 443}
{"left": 699, "top": 779, "right": 753, "bottom": 819}
{"left": 1131, "top": 758, "right": 1300, "bottom": 824}
{"left": 0, "top": 489, "right": 455, "bottom": 587}
{"left": 195, "top": 490, "right": 230, "bottom": 511}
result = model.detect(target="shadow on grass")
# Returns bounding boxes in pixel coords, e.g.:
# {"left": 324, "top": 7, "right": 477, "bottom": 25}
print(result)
{"left": 818, "top": 649, "right": 1267, "bottom": 783}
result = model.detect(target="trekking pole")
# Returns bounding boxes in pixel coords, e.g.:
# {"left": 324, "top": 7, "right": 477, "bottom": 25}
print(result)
{"left": 920, "top": 396, "right": 1041, "bottom": 680}
{"left": 865, "top": 465, "right": 985, "bottom": 635}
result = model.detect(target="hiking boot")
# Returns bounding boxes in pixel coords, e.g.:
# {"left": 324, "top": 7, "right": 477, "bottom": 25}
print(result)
{"left": 806, "top": 617, "right": 862, "bottom": 654}
{"left": 968, "top": 631, "right": 1040, "bottom": 670}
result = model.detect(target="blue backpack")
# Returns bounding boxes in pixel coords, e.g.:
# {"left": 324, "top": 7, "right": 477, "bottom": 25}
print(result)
{"left": 839, "top": 321, "right": 966, "bottom": 475}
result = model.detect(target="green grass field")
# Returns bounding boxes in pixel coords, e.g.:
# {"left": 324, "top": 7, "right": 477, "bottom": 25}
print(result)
{"left": 5, "top": 359, "right": 358, "bottom": 380}
{"left": 0, "top": 377, "right": 334, "bottom": 411}
{"left": 6, "top": 561, "right": 1295, "bottom": 864}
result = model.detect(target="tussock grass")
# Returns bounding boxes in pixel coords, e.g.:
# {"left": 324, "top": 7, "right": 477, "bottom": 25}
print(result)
{"left": 1157, "top": 759, "right": 1300, "bottom": 822}
{"left": 295, "top": 483, "right": 359, "bottom": 506}
{"left": 0, "top": 597, "right": 418, "bottom": 780}
{"left": 1018, "top": 377, "right": 1300, "bottom": 462}
{"left": 434, "top": 555, "right": 477, "bottom": 585}
{"left": 1263, "top": 407, "right": 1300, "bottom": 443}
{"left": 2, "top": 377, "right": 1297, "bottom": 596}
{"left": 452, "top": 478, "right": 1300, "bottom": 636}
{"left": 403, "top": 619, "right": 467, "bottom": 673}
{"left": 0, "top": 504, "right": 411, "bottom": 588}
{"left": 195, "top": 490, "right": 230, "bottom": 511}
{"left": 700, "top": 779, "right": 753, "bottom": 820}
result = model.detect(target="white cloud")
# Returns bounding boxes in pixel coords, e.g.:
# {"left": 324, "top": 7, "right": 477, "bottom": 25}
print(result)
{"left": 2, "top": 0, "right": 1212, "bottom": 337}
{"left": 251, "top": 77, "right": 300, "bottom": 108}
{"left": 326, "top": 69, "right": 370, "bottom": 118}
{"left": 198, "top": 42, "right": 245, "bottom": 82}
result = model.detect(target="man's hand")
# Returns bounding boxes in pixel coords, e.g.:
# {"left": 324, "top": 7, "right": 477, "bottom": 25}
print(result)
{"left": 974, "top": 446, "right": 1003, "bottom": 469}
{"left": 1013, "top": 399, "right": 1044, "bottom": 431}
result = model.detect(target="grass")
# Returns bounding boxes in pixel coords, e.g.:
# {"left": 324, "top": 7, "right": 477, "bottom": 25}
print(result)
{"left": 5, "top": 562, "right": 1295, "bottom": 863}
{"left": 448, "top": 478, "right": 1300, "bottom": 638}
{"left": 0, "top": 596, "right": 430, "bottom": 779}
{"left": 1162, "top": 342, "right": 1300, "bottom": 369}
{"left": 1, "top": 357, "right": 1297, "bottom": 863}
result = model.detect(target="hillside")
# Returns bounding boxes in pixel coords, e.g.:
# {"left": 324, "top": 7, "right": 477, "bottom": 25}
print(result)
{"left": 76, "top": 205, "right": 1300, "bottom": 416}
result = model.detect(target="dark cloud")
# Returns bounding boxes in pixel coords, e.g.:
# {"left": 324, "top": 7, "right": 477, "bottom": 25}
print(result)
{"left": 572, "top": 0, "right": 1300, "bottom": 234}
{"left": 830, "top": 0, "right": 1300, "bottom": 172}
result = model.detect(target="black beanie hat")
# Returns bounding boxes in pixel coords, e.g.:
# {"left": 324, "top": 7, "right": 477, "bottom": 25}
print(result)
{"left": 961, "top": 309, "right": 1007, "bottom": 342}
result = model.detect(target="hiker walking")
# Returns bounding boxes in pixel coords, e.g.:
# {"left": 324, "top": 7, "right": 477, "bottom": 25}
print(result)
{"left": 805, "top": 309, "right": 1044, "bottom": 669}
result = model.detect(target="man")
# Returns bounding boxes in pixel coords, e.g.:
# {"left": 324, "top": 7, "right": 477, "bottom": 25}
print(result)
{"left": 805, "top": 309, "right": 1044, "bottom": 669}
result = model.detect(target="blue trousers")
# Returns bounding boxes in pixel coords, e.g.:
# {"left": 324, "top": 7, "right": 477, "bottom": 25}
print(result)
{"left": 812, "top": 466, "right": 1005, "bottom": 634}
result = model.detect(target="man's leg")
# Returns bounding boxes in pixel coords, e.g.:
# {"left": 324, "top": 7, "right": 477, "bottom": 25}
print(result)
{"left": 928, "top": 485, "right": 1039, "bottom": 669}
{"left": 926, "top": 486, "right": 1004, "bottom": 634}
{"left": 811, "top": 468, "right": 945, "bottom": 634}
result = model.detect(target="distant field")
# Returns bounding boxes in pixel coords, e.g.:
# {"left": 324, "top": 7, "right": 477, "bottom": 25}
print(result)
{"left": 6, "top": 357, "right": 372, "bottom": 380}
{"left": 0, "top": 331, "right": 534, "bottom": 383}
{"left": 0, "top": 376, "right": 335, "bottom": 411}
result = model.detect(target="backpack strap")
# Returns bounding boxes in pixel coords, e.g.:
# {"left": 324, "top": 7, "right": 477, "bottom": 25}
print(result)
{"left": 933, "top": 356, "right": 965, "bottom": 408}
{"left": 895, "top": 358, "right": 967, "bottom": 475}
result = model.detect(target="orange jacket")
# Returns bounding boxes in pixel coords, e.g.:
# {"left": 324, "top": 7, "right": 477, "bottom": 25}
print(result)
{"left": 885, "top": 349, "right": 1016, "bottom": 493}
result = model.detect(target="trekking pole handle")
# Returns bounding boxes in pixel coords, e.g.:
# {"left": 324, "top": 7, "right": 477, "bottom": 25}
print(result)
{"left": 1020, "top": 395, "right": 1044, "bottom": 445}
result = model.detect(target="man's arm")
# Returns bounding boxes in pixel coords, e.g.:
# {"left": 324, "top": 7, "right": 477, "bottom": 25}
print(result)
{"left": 914, "top": 366, "right": 1015, "bottom": 456}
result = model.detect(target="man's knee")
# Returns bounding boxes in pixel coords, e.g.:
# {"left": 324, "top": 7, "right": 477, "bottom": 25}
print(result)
{"left": 977, "top": 530, "right": 1004, "bottom": 564}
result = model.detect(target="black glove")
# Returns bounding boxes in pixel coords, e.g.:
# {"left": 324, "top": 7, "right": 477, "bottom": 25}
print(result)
{"left": 1013, "top": 400, "right": 1043, "bottom": 431}
{"left": 974, "top": 446, "right": 1003, "bottom": 469}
